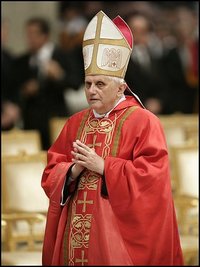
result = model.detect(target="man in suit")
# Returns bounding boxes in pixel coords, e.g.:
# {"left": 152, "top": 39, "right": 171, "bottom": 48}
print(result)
{"left": 161, "top": 6, "right": 198, "bottom": 114}
{"left": 125, "top": 12, "right": 171, "bottom": 114}
{"left": 12, "top": 17, "right": 80, "bottom": 149}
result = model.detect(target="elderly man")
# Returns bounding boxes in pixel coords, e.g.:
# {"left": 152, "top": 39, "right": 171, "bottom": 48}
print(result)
{"left": 41, "top": 11, "right": 183, "bottom": 266}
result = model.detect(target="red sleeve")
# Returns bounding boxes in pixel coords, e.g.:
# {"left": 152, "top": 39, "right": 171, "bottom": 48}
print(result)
{"left": 41, "top": 118, "right": 74, "bottom": 204}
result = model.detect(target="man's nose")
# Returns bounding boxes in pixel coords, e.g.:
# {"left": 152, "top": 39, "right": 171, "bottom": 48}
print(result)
{"left": 88, "top": 84, "right": 97, "bottom": 93}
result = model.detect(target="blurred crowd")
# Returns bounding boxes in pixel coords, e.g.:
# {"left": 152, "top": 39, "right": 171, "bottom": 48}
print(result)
{"left": 1, "top": 1, "right": 199, "bottom": 150}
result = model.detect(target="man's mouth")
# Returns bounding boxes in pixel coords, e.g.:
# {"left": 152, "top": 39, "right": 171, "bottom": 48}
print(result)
{"left": 90, "top": 99, "right": 99, "bottom": 102}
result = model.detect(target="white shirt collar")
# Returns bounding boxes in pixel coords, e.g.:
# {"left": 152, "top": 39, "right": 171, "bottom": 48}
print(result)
{"left": 93, "top": 95, "right": 126, "bottom": 118}
{"left": 30, "top": 42, "right": 54, "bottom": 67}
{"left": 36, "top": 42, "right": 54, "bottom": 65}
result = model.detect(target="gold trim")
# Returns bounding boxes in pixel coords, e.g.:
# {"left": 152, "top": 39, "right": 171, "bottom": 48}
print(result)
{"left": 83, "top": 38, "right": 128, "bottom": 48}
{"left": 88, "top": 11, "right": 103, "bottom": 77}
{"left": 83, "top": 12, "right": 131, "bottom": 78}
{"left": 63, "top": 106, "right": 138, "bottom": 264}
{"left": 111, "top": 106, "right": 138, "bottom": 157}
{"left": 76, "top": 110, "right": 90, "bottom": 141}
{"left": 80, "top": 115, "right": 117, "bottom": 159}
{"left": 78, "top": 171, "right": 100, "bottom": 190}
{"left": 85, "top": 66, "right": 126, "bottom": 79}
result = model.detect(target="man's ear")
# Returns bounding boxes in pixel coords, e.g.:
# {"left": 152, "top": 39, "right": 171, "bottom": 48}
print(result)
{"left": 117, "top": 83, "right": 126, "bottom": 97}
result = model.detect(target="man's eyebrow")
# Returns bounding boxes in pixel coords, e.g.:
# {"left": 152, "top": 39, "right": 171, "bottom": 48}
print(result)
{"left": 85, "top": 80, "right": 105, "bottom": 83}
{"left": 96, "top": 80, "right": 105, "bottom": 83}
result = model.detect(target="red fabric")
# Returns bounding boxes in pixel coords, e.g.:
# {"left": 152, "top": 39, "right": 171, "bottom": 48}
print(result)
{"left": 41, "top": 96, "right": 183, "bottom": 266}
{"left": 113, "top": 16, "right": 133, "bottom": 48}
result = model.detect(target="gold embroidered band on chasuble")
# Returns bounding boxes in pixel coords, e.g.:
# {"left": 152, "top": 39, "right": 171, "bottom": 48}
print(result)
{"left": 63, "top": 106, "right": 138, "bottom": 265}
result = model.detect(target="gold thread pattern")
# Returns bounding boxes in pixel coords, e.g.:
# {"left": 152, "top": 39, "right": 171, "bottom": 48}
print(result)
{"left": 111, "top": 106, "right": 138, "bottom": 157}
{"left": 76, "top": 110, "right": 90, "bottom": 141}
{"left": 64, "top": 106, "right": 138, "bottom": 265}
{"left": 78, "top": 170, "right": 100, "bottom": 190}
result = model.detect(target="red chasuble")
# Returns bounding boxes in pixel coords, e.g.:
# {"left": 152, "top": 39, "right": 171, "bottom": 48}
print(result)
{"left": 41, "top": 96, "right": 183, "bottom": 266}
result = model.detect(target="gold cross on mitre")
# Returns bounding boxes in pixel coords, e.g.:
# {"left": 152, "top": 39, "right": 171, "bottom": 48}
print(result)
{"left": 88, "top": 135, "right": 102, "bottom": 149}
{"left": 75, "top": 250, "right": 88, "bottom": 266}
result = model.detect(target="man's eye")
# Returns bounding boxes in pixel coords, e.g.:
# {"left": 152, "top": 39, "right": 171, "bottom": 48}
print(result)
{"left": 85, "top": 83, "right": 91, "bottom": 88}
{"left": 97, "top": 82, "right": 104, "bottom": 87}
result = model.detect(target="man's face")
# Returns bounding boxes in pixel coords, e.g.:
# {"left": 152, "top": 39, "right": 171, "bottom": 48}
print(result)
{"left": 85, "top": 75, "right": 120, "bottom": 114}
{"left": 26, "top": 24, "right": 48, "bottom": 52}
{"left": 128, "top": 16, "right": 149, "bottom": 45}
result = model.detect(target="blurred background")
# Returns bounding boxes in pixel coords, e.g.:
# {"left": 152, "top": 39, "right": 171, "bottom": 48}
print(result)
{"left": 1, "top": 1, "right": 199, "bottom": 266}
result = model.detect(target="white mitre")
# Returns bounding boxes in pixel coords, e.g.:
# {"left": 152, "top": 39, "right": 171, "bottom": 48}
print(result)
{"left": 82, "top": 10, "right": 133, "bottom": 79}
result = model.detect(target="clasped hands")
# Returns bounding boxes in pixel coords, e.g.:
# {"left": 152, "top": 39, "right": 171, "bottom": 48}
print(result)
{"left": 70, "top": 140, "right": 104, "bottom": 180}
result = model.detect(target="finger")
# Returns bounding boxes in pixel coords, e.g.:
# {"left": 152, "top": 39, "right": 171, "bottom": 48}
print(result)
{"left": 74, "top": 145, "right": 89, "bottom": 156}
{"left": 73, "top": 143, "right": 85, "bottom": 154}
{"left": 73, "top": 141, "right": 89, "bottom": 155}
{"left": 71, "top": 151, "right": 87, "bottom": 161}
{"left": 76, "top": 153, "right": 87, "bottom": 161}
{"left": 71, "top": 151, "right": 78, "bottom": 159}
{"left": 72, "top": 158, "right": 87, "bottom": 167}
{"left": 73, "top": 142, "right": 78, "bottom": 149}
{"left": 73, "top": 142, "right": 84, "bottom": 151}
{"left": 76, "top": 140, "right": 91, "bottom": 151}
{"left": 71, "top": 151, "right": 79, "bottom": 159}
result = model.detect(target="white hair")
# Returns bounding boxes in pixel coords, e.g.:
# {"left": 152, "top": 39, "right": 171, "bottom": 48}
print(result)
{"left": 106, "top": 76, "right": 126, "bottom": 85}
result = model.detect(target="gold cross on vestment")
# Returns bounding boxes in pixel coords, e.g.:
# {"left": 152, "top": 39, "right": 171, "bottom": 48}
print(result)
{"left": 88, "top": 135, "right": 102, "bottom": 149}
{"left": 75, "top": 250, "right": 88, "bottom": 266}
{"left": 77, "top": 191, "right": 93, "bottom": 212}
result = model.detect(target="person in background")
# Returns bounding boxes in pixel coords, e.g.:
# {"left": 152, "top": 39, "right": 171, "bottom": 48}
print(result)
{"left": 1, "top": 18, "right": 21, "bottom": 130}
{"left": 58, "top": 1, "right": 87, "bottom": 52}
{"left": 41, "top": 11, "right": 183, "bottom": 266}
{"left": 12, "top": 17, "right": 79, "bottom": 149}
{"left": 125, "top": 11, "right": 171, "bottom": 114}
{"left": 58, "top": 2, "right": 87, "bottom": 92}
{"left": 161, "top": 5, "right": 198, "bottom": 114}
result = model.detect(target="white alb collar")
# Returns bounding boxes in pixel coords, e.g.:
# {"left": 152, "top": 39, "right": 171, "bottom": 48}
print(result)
{"left": 93, "top": 95, "right": 126, "bottom": 118}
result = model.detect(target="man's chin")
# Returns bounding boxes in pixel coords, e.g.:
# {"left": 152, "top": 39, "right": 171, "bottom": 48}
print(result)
{"left": 90, "top": 105, "right": 102, "bottom": 113}
{"left": 90, "top": 102, "right": 100, "bottom": 109}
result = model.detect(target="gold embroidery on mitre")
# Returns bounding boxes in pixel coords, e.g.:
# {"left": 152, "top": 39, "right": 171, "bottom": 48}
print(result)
{"left": 101, "top": 48, "right": 122, "bottom": 69}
